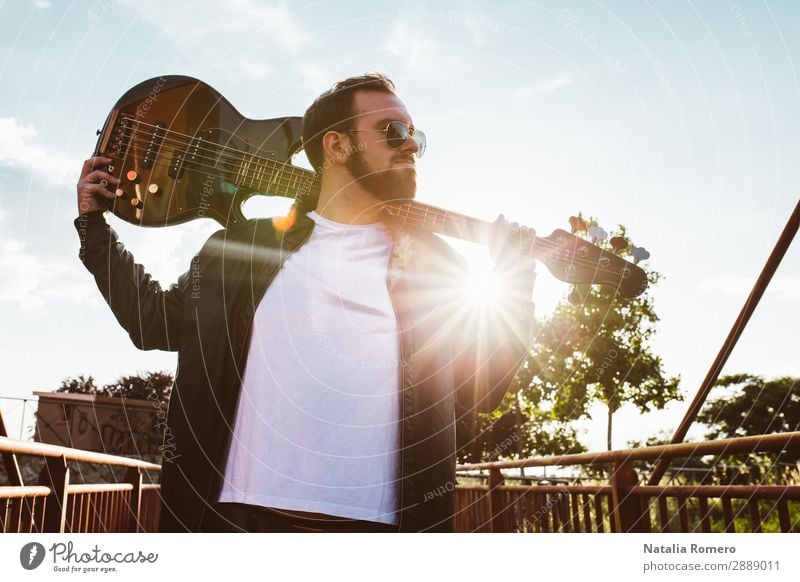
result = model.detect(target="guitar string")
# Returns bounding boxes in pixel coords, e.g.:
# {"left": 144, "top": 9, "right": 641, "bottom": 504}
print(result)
{"left": 112, "top": 124, "right": 637, "bottom": 279}
{"left": 122, "top": 119, "right": 315, "bottom": 183}
{"left": 119, "top": 122, "right": 631, "bottom": 255}
{"left": 118, "top": 119, "right": 635, "bottom": 268}
{"left": 115, "top": 137, "right": 636, "bottom": 279}
{"left": 112, "top": 149, "right": 635, "bottom": 283}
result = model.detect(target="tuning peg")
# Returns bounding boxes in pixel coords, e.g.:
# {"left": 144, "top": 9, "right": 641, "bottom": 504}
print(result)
{"left": 610, "top": 236, "right": 628, "bottom": 253}
{"left": 568, "top": 216, "right": 587, "bottom": 233}
{"left": 631, "top": 246, "right": 650, "bottom": 264}
{"left": 588, "top": 225, "right": 607, "bottom": 244}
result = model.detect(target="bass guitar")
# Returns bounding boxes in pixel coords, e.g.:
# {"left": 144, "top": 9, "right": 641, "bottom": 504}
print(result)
{"left": 93, "top": 75, "right": 648, "bottom": 298}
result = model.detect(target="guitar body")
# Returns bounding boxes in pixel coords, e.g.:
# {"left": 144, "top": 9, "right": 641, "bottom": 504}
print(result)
{"left": 94, "top": 75, "right": 304, "bottom": 226}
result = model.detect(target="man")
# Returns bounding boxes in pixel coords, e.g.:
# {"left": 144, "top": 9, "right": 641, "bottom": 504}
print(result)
{"left": 75, "top": 73, "right": 536, "bottom": 532}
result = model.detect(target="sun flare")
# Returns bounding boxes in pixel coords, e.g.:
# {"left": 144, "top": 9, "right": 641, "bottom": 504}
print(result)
{"left": 463, "top": 262, "right": 502, "bottom": 307}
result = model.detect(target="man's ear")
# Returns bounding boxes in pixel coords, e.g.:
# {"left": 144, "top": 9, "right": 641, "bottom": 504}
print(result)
{"left": 321, "top": 131, "right": 351, "bottom": 167}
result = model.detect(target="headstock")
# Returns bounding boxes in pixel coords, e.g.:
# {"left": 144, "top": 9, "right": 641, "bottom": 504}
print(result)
{"left": 532, "top": 217, "right": 649, "bottom": 299}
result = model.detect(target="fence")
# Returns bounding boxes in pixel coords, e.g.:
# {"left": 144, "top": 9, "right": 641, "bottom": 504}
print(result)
{"left": 0, "top": 436, "right": 161, "bottom": 533}
{"left": 454, "top": 432, "right": 800, "bottom": 533}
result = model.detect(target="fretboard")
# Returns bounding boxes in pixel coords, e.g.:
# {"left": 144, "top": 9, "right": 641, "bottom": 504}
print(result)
{"left": 233, "top": 156, "right": 538, "bottom": 257}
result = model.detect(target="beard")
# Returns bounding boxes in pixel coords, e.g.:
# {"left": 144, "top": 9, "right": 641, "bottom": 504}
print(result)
{"left": 345, "top": 148, "right": 417, "bottom": 204}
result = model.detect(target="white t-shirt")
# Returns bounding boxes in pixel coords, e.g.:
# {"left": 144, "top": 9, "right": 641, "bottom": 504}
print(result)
{"left": 216, "top": 211, "right": 401, "bottom": 525}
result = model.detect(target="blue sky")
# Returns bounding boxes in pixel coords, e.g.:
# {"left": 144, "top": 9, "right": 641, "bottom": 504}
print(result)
{"left": 0, "top": 0, "right": 797, "bottom": 451}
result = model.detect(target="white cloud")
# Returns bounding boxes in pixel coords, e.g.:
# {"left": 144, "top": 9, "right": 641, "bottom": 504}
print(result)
{"left": 0, "top": 117, "right": 79, "bottom": 186}
{"left": 118, "top": 0, "right": 311, "bottom": 78}
{"left": 514, "top": 74, "right": 576, "bottom": 97}
{"left": 0, "top": 238, "right": 99, "bottom": 311}
{"left": 701, "top": 274, "right": 800, "bottom": 301}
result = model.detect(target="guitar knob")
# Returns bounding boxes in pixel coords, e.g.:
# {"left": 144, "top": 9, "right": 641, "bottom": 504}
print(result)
{"left": 130, "top": 198, "right": 144, "bottom": 209}
{"left": 126, "top": 170, "right": 141, "bottom": 184}
{"left": 147, "top": 183, "right": 161, "bottom": 196}
{"left": 115, "top": 188, "right": 126, "bottom": 198}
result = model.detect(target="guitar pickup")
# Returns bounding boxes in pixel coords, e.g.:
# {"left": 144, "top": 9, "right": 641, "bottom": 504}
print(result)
{"left": 140, "top": 121, "right": 166, "bottom": 169}
{"left": 168, "top": 149, "right": 185, "bottom": 179}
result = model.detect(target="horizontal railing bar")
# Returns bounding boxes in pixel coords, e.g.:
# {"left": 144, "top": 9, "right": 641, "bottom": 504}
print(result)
{"left": 0, "top": 486, "right": 51, "bottom": 499}
{"left": 67, "top": 484, "right": 134, "bottom": 494}
{"left": 141, "top": 484, "right": 160, "bottom": 491}
{"left": 631, "top": 485, "right": 800, "bottom": 500}
{"left": 456, "top": 483, "right": 800, "bottom": 499}
{"left": 0, "top": 436, "right": 161, "bottom": 471}
{"left": 457, "top": 484, "right": 613, "bottom": 495}
{"left": 456, "top": 432, "right": 800, "bottom": 471}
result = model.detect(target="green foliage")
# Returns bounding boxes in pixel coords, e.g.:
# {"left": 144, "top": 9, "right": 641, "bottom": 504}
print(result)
{"left": 519, "top": 217, "right": 682, "bottom": 450}
{"left": 696, "top": 374, "right": 800, "bottom": 480}
{"left": 55, "top": 371, "right": 173, "bottom": 403}
{"left": 458, "top": 215, "right": 682, "bottom": 461}
{"left": 456, "top": 393, "right": 586, "bottom": 464}
{"left": 699, "top": 374, "right": 799, "bottom": 442}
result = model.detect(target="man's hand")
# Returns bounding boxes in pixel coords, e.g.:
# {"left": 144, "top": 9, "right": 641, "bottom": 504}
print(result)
{"left": 489, "top": 214, "right": 537, "bottom": 269}
{"left": 489, "top": 214, "right": 537, "bottom": 345}
{"left": 77, "top": 156, "right": 119, "bottom": 215}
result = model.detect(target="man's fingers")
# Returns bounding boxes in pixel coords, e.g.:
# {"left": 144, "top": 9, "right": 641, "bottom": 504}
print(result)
{"left": 81, "top": 156, "right": 113, "bottom": 176}
{"left": 83, "top": 169, "right": 120, "bottom": 187}
{"left": 82, "top": 181, "right": 115, "bottom": 200}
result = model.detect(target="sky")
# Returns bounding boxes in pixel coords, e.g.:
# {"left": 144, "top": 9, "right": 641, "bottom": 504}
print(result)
{"left": 0, "top": 0, "right": 798, "bottom": 452}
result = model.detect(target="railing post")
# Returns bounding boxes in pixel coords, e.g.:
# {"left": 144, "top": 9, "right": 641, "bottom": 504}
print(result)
{"left": 0, "top": 410, "right": 24, "bottom": 486}
{"left": 37, "top": 455, "right": 70, "bottom": 533}
{"left": 610, "top": 459, "right": 645, "bottom": 533}
{"left": 488, "top": 468, "right": 509, "bottom": 532}
{"left": 124, "top": 467, "right": 143, "bottom": 533}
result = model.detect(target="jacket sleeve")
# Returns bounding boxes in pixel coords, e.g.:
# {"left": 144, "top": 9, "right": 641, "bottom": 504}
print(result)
{"left": 453, "top": 254, "right": 536, "bottom": 415}
{"left": 74, "top": 211, "right": 190, "bottom": 352}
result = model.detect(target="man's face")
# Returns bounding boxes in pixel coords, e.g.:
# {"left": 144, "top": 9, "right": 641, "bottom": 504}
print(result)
{"left": 343, "top": 90, "right": 419, "bottom": 204}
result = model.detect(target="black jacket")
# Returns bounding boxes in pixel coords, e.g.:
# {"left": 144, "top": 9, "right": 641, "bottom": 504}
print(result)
{"left": 75, "top": 210, "right": 530, "bottom": 532}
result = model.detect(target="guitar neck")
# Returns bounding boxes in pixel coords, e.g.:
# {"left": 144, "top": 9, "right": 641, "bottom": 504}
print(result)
{"left": 241, "top": 159, "right": 539, "bottom": 258}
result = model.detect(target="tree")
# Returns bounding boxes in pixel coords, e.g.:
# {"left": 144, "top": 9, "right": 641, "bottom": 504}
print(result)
{"left": 514, "top": 217, "right": 681, "bottom": 451}
{"left": 457, "top": 393, "right": 586, "bottom": 464}
{"left": 698, "top": 374, "right": 799, "bottom": 471}
{"left": 699, "top": 374, "right": 799, "bottom": 439}
{"left": 55, "top": 371, "right": 173, "bottom": 403}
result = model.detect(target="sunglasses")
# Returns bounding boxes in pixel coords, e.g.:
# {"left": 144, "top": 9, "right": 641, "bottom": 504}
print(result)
{"left": 345, "top": 121, "right": 426, "bottom": 158}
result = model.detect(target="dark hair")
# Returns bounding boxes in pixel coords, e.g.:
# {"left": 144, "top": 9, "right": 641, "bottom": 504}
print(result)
{"left": 302, "top": 73, "right": 396, "bottom": 172}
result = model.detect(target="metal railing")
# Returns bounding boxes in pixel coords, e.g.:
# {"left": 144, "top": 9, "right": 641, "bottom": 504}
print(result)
{"left": 0, "top": 436, "right": 161, "bottom": 533}
{"left": 454, "top": 432, "right": 800, "bottom": 533}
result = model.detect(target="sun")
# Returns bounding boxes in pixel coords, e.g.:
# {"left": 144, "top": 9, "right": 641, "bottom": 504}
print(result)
{"left": 462, "top": 261, "right": 502, "bottom": 307}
